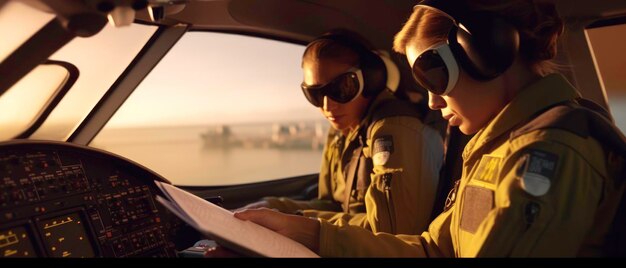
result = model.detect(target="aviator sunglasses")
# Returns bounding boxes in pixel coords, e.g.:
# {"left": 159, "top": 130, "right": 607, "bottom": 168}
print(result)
{"left": 411, "top": 43, "right": 459, "bottom": 96}
{"left": 300, "top": 68, "right": 365, "bottom": 107}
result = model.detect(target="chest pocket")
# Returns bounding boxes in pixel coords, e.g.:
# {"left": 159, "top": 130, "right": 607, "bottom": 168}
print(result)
{"left": 343, "top": 146, "right": 372, "bottom": 203}
{"left": 341, "top": 137, "right": 370, "bottom": 212}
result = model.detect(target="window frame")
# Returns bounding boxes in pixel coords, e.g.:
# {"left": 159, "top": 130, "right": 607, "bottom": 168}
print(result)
{"left": 585, "top": 16, "right": 626, "bottom": 132}
{"left": 85, "top": 28, "right": 327, "bottom": 187}
{"left": 12, "top": 60, "right": 79, "bottom": 139}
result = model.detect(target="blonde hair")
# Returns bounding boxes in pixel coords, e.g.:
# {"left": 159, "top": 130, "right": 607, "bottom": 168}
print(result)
{"left": 393, "top": 7, "right": 454, "bottom": 55}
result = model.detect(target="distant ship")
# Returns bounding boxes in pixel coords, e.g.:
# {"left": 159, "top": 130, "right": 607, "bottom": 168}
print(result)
{"left": 270, "top": 122, "right": 325, "bottom": 150}
{"left": 200, "top": 122, "right": 326, "bottom": 150}
{"left": 200, "top": 125, "right": 239, "bottom": 148}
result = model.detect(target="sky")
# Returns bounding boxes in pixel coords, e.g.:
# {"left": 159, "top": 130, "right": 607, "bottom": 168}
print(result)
{"left": 106, "top": 32, "right": 319, "bottom": 128}
{"left": 1, "top": 1, "right": 320, "bottom": 138}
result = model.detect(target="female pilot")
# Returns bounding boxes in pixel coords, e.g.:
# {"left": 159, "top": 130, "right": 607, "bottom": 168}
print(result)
{"left": 235, "top": 0, "right": 626, "bottom": 257}
{"left": 240, "top": 29, "right": 444, "bottom": 236}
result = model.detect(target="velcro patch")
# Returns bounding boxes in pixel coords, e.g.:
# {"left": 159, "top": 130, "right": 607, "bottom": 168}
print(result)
{"left": 460, "top": 186, "right": 494, "bottom": 234}
{"left": 519, "top": 150, "right": 559, "bottom": 197}
{"left": 373, "top": 135, "right": 394, "bottom": 154}
{"left": 474, "top": 155, "right": 502, "bottom": 184}
{"left": 372, "top": 136, "right": 394, "bottom": 166}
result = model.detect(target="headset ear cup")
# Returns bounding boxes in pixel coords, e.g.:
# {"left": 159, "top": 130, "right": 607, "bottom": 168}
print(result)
{"left": 487, "top": 16, "right": 519, "bottom": 73}
{"left": 360, "top": 52, "right": 387, "bottom": 98}
{"left": 447, "top": 26, "right": 486, "bottom": 80}
{"left": 376, "top": 50, "right": 400, "bottom": 92}
{"left": 447, "top": 15, "right": 519, "bottom": 80}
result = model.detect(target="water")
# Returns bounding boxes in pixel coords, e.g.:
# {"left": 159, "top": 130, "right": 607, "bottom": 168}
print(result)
{"left": 89, "top": 96, "right": 626, "bottom": 187}
{"left": 90, "top": 123, "right": 327, "bottom": 186}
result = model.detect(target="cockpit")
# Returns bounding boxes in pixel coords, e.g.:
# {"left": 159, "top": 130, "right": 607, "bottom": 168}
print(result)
{"left": 1, "top": 0, "right": 625, "bottom": 257}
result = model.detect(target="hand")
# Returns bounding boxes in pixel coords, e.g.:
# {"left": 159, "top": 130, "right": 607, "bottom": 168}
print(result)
{"left": 236, "top": 200, "right": 271, "bottom": 211}
{"left": 234, "top": 208, "right": 320, "bottom": 252}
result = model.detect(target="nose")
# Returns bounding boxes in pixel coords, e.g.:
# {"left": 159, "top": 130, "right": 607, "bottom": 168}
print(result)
{"left": 428, "top": 92, "right": 446, "bottom": 110}
{"left": 322, "top": 96, "right": 338, "bottom": 111}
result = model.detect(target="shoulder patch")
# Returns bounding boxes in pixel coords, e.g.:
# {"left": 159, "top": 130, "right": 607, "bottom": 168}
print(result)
{"left": 372, "top": 135, "right": 394, "bottom": 166}
{"left": 519, "top": 149, "right": 559, "bottom": 197}
{"left": 474, "top": 155, "right": 502, "bottom": 184}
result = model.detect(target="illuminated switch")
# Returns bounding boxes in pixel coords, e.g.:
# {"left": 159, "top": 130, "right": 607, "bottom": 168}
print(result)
{"left": 4, "top": 212, "right": 15, "bottom": 220}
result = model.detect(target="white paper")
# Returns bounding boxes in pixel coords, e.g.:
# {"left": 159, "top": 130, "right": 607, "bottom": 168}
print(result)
{"left": 154, "top": 181, "right": 319, "bottom": 258}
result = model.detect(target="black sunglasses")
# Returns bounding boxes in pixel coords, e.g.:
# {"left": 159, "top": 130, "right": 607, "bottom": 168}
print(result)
{"left": 301, "top": 68, "right": 364, "bottom": 107}
{"left": 411, "top": 43, "right": 459, "bottom": 96}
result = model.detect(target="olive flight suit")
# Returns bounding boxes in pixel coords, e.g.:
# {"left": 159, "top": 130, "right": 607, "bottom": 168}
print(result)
{"left": 317, "top": 74, "right": 626, "bottom": 257}
{"left": 264, "top": 89, "right": 444, "bottom": 234}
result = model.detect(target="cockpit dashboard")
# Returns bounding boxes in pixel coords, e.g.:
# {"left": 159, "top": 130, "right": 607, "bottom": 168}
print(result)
{"left": 0, "top": 140, "right": 191, "bottom": 257}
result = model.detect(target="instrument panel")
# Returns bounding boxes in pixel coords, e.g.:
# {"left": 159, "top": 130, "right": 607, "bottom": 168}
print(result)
{"left": 0, "top": 140, "right": 191, "bottom": 257}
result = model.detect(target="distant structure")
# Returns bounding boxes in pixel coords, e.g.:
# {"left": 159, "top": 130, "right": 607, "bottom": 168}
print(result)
{"left": 270, "top": 122, "right": 325, "bottom": 150}
{"left": 201, "top": 122, "right": 326, "bottom": 150}
{"left": 200, "top": 125, "right": 238, "bottom": 148}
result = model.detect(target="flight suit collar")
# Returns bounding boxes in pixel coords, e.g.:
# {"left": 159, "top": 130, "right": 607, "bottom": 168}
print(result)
{"left": 463, "top": 74, "right": 581, "bottom": 160}
{"left": 344, "top": 89, "right": 395, "bottom": 144}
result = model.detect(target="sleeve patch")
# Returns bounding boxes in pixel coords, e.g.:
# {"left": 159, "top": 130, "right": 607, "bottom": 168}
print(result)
{"left": 372, "top": 135, "right": 394, "bottom": 166}
{"left": 527, "top": 150, "right": 558, "bottom": 178}
{"left": 519, "top": 150, "right": 559, "bottom": 197}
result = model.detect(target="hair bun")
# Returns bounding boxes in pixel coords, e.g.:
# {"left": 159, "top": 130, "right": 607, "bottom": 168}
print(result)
{"left": 516, "top": 0, "right": 564, "bottom": 62}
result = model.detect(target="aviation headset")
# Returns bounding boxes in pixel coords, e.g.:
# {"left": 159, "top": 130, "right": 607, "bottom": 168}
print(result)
{"left": 303, "top": 31, "right": 389, "bottom": 99}
{"left": 412, "top": 0, "right": 520, "bottom": 95}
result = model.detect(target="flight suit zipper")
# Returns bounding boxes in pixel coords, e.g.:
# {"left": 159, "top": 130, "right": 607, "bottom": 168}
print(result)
{"left": 382, "top": 173, "right": 396, "bottom": 234}
{"left": 454, "top": 176, "right": 467, "bottom": 256}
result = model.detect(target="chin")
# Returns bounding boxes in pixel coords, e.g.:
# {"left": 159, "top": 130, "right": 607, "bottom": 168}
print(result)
{"left": 330, "top": 122, "right": 343, "bottom": 131}
{"left": 459, "top": 124, "right": 480, "bottom": 135}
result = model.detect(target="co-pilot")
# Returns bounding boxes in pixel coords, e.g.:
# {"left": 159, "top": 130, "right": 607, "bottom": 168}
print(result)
{"left": 240, "top": 29, "right": 444, "bottom": 236}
